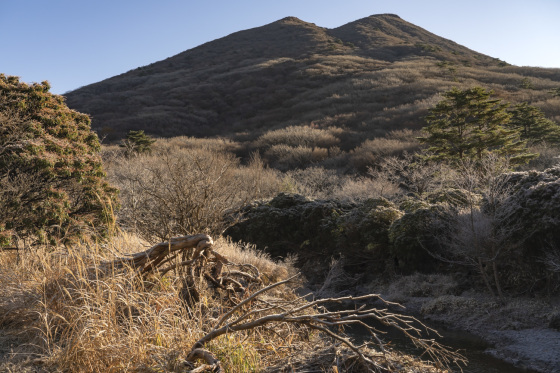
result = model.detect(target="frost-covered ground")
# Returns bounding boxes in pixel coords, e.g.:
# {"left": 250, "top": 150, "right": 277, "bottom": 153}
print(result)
{"left": 371, "top": 273, "right": 560, "bottom": 372}
{"left": 486, "top": 328, "right": 560, "bottom": 372}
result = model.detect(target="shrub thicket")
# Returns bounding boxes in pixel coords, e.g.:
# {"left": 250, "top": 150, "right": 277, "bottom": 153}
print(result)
{"left": 498, "top": 166, "right": 560, "bottom": 251}
{"left": 0, "top": 75, "right": 118, "bottom": 247}
{"left": 389, "top": 203, "right": 451, "bottom": 272}
{"left": 107, "top": 145, "right": 284, "bottom": 242}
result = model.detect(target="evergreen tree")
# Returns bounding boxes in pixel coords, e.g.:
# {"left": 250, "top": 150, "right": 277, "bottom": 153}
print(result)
{"left": 0, "top": 74, "right": 118, "bottom": 247}
{"left": 120, "top": 129, "right": 156, "bottom": 155}
{"left": 508, "top": 103, "right": 560, "bottom": 144}
{"left": 419, "top": 87, "right": 536, "bottom": 165}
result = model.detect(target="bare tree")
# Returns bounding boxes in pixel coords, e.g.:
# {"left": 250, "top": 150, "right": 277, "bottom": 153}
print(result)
{"left": 430, "top": 155, "right": 518, "bottom": 299}
{"left": 108, "top": 147, "right": 281, "bottom": 242}
{"left": 370, "top": 152, "right": 449, "bottom": 196}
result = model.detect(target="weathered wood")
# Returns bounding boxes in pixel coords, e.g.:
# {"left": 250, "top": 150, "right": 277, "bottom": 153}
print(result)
{"left": 108, "top": 234, "right": 213, "bottom": 273}
{"left": 191, "top": 279, "right": 467, "bottom": 371}
{"left": 186, "top": 348, "right": 223, "bottom": 373}
{"left": 105, "top": 234, "right": 465, "bottom": 372}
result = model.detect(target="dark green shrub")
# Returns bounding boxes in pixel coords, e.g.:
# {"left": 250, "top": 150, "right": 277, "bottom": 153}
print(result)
{"left": 498, "top": 166, "right": 560, "bottom": 247}
{"left": 225, "top": 195, "right": 403, "bottom": 281}
{"left": 120, "top": 129, "right": 156, "bottom": 155}
{"left": 398, "top": 197, "right": 431, "bottom": 213}
{"left": 335, "top": 198, "right": 402, "bottom": 252}
{"left": 225, "top": 193, "right": 342, "bottom": 260}
{"left": 492, "top": 166, "right": 560, "bottom": 291}
{"left": 426, "top": 188, "right": 481, "bottom": 208}
{"left": 0, "top": 75, "right": 118, "bottom": 247}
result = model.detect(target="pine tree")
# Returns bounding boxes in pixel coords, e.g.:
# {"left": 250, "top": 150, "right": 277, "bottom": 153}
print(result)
{"left": 120, "top": 130, "right": 156, "bottom": 155}
{"left": 419, "top": 87, "right": 536, "bottom": 165}
{"left": 508, "top": 103, "right": 560, "bottom": 144}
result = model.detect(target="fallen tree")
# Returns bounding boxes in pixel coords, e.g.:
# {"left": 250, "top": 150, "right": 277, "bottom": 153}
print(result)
{"left": 105, "top": 234, "right": 466, "bottom": 372}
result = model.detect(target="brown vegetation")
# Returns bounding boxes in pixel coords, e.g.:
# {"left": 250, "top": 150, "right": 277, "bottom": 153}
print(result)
{"left": 64, "top": 14, "right": 560, "bottom": 153}
{"left": 103, "top": 140, "right": 285, "bottom": 242}
{"left": 4, "top": 13, "right": 560, "bottom": 372}
{"left": 0, "top": 234, "right": 463, "bottom": 372}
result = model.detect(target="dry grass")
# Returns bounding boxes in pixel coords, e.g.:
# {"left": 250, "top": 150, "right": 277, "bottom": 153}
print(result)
{"left": 253, "top": 125, "right": 340, "bottom": 150}
{"left": 0, "top": 234, "right": 453, "bottom": 373}
{"left": 0, "top": 234, "right": 294, "bottom": 372}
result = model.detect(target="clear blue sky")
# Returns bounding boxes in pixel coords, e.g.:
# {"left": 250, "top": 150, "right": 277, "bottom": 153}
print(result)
{"left": 2, "top": 0, "right": 559, "bottom": 94}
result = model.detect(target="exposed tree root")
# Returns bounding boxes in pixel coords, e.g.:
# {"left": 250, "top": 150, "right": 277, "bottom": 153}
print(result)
{"left": 185, "top": 348, "right": 224, "bottom": 373}
{"left": 107, "top": 234, "right": 466, "bottom": 372}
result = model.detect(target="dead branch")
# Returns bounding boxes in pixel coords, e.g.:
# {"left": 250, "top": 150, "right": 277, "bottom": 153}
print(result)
{"left": 109, "top": 234, "right": 214, "bottom": 273}
{"left": 192, "top": 280, "right": 466, "bottom": 371}
{"left": 106, "top": 235, "right": 466, "bottom": 372}
{"left": 185, "top": 348, "right": 224, "bottom": 373}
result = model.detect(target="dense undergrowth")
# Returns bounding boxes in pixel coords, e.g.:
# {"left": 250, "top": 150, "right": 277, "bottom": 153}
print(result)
{"left": 0, "top": 234, "right": 456, "bottom": 372}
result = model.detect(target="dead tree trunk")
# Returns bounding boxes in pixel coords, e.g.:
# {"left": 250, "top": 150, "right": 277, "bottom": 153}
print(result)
{"left": 104, "top": 234, "right": 465, "bottom": 372}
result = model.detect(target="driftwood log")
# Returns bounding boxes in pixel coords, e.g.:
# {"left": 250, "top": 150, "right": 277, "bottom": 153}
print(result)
{"left": 106, "top": 235, "right": 465, "bottom": 372}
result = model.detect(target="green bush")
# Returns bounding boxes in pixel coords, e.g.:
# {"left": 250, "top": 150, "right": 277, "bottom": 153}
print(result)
{"left": 498, "top": 166, "right": 560, "bottom": 247}
{"left": 335, "top": 198, "right": 403, "bottom": 254}
{"left": 120, "top": 129, "right": 156, "bottom": 155}
{"left": 0, "top": 75, "right": 118, "bottom": 247}
{"left": 225, "top": 195, "right": 403, "bottom": 280}
{"left": 426, "top": 188, "right": 481, "bottom": 208}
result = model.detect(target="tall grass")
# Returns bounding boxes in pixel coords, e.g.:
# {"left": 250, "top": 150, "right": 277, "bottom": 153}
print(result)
{"left": 0, "top": 235, "right": 295, "bottom": 372}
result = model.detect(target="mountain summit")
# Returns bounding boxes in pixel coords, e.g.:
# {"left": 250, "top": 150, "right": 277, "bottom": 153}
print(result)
{"left": 64, "top": 14, "right": 559, "bottom": 141}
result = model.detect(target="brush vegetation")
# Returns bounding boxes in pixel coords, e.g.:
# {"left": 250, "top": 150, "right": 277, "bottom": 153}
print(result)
{"left": 64, "top": 14, "right": 560, "bottom": 151}
{"left": 1, "top": 78, "right": 465, "bottom": 372}
{"left": 3, "top": 12, "right": 560, "bottom": 373}
{"left": 0, "top": 75, "right": 117, "bottom": 248}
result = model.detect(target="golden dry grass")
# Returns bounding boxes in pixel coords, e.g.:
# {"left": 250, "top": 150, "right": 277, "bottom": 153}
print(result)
{"left": 0, "top": 234, "right": 452, "bottom": 373}
{"left": 0, "top": 234, "right": 294, "bottom": 372}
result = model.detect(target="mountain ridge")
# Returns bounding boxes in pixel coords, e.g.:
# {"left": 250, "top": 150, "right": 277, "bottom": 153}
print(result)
{"left": 64, "top": 14, "right": 560, "bottom": 142}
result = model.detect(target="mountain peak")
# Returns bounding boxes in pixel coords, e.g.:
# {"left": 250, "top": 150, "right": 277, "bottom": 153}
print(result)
{"left": 369, "top": 13, "right": 402, "bottom": 19}
{"left": 277, "top": 16, "right": 306, "bottom": 24}
{"left": 65, "top": 13, "right": 527, "bottom": 141}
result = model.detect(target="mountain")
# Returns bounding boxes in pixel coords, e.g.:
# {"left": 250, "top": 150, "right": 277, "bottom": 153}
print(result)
{"left": 64, "top": 14, "right": 560, "bottom": 143}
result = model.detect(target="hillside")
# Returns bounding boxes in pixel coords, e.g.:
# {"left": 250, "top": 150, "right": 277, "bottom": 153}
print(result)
{"left": 64, "top": 14, "right": 560, "bottom": 143}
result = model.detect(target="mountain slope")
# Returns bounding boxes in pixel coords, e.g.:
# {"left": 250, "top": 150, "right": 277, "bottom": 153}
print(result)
{"left": 329, "top": 14, "right": 491, "bottom": 63}
{"left": 64, "top": 14, "right": 560, "bottom": 143}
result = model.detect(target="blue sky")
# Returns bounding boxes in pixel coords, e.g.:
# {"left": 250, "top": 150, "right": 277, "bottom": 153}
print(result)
{"left": 2, "top": 0, "right": 559, "bottom": 94}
